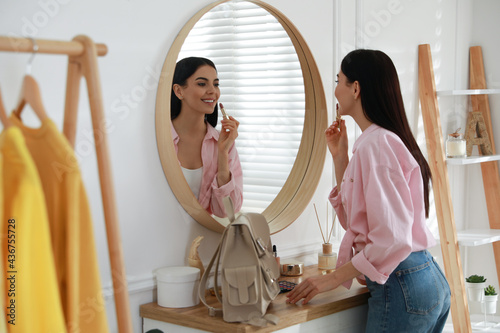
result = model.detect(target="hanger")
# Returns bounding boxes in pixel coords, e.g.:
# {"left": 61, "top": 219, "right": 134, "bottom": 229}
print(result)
{"left": 12, "top": 37, "right": 48, "bottom": 121}
{"left": 0, "top": 86, "right": 11, "bottom": 128}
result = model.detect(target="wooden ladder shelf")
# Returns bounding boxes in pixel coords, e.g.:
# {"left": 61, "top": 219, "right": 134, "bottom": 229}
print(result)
{"left": 418, "top": 44, "right": 500, "bottom": 332}
{"left": 469, "top": 46, "right": 500, "bottom": 237}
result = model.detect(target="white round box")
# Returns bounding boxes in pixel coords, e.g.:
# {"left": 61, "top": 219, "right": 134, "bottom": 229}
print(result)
{"left": 155, "top": 266, "right": 200, "bottom": 308}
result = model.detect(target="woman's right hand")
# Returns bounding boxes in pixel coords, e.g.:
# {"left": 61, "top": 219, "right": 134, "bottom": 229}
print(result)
{"left": 325, "top": 119, "right": 348, "bottom": 161}
{"left": 218, "top": 116, "right": 239, "bottom": 154}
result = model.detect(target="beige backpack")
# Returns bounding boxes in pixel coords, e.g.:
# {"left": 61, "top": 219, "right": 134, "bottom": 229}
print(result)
{"left": 198, "top": 197, "right": 280, "bottom": 326}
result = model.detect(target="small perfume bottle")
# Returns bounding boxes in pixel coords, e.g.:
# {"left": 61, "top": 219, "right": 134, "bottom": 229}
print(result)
{"left": 273, "top": 245, "right": 280, "bottom": 267}
{"left": 446, "top": 129, "right": 466, "bottom": 158}
{"left": 318, "top": 243, "right": 337, "bottom": 270}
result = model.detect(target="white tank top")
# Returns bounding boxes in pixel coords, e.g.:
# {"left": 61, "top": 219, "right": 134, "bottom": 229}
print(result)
{"left": 181, "top": 166, "right": 203, "bottom": 199}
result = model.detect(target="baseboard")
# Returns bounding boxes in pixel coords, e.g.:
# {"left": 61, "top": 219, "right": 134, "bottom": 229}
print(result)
{"left": 102, "top": 274, "right": 155, "bottom": 300}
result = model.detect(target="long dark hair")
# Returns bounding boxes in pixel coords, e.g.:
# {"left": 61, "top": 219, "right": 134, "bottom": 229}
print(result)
{"left": 171, "top": 57, "right": 219, "bottom": 127}
{"left": 341, "top": 49, "right": 432, "bottom": 217}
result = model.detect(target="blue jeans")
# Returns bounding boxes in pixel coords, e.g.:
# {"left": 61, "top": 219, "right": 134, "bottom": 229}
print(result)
{"left": 365, "top": 250, "right": 451, "bottom": 333}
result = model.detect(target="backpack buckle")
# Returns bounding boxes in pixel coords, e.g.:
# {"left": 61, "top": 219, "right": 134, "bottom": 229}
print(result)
{"left": 256, "top": 238, "right": 267, "bottom": 256}
{"left": 208, "top": 307, "right": 216, "bottom": 317}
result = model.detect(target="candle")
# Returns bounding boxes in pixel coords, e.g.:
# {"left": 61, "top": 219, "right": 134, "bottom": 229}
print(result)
{"left": 446, "top": 132, "right": 466, "bottom": 158}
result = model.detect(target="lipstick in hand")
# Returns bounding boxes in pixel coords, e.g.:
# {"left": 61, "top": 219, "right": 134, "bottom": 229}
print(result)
{"left": 219, "top": 102, "right": 228, "bottom": 119}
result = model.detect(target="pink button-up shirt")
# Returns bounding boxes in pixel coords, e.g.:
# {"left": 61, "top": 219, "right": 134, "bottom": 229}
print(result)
{"left": 329, "top": 124, "right": 435, "bottom": 288}
{"left": 172, "top": 124, "right": 243, "bottom": 217}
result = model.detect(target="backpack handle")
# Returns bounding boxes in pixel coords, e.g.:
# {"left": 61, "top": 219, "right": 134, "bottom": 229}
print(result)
{"left": 223, "top": 196, "right": 235, "bottom": 222}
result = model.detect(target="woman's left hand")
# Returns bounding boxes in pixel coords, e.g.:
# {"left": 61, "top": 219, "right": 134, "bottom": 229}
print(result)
{"left": 218, "top": 116, "right": 239, "bottom": 153}
{"left": 286, "top": 273, "right": 338, "bottom": 305}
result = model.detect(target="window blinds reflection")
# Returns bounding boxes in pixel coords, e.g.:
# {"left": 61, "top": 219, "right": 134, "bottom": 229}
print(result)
{"left": 178, "top": 1, "right": 305, "bottom": 213}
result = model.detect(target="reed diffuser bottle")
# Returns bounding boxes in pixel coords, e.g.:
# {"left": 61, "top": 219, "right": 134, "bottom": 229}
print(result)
{"left": 318, "top": 243, "right": 337, "bottom": 270}
{"left": 314, "top": 203, "right": 338, "bottom": 270}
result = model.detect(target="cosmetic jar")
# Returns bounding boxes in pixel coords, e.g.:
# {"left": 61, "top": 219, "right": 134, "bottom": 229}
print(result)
{"left": 281, "top": 260, "right": 304, "bottom": 276}
{"left": 155, "top": 266, "right": 200, "bottom": 308}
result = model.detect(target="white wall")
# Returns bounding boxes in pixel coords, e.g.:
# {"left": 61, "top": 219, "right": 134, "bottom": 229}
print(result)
{"left": 1, "top": 0, "right": 499, "bottom": 332}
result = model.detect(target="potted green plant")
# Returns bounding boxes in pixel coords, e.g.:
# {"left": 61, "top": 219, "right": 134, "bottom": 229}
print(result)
{"left": 482, "top": 285, "right": 498, "bottom": 315}
{"left": 466, "top": 274, "right": 487, "bottom": 302}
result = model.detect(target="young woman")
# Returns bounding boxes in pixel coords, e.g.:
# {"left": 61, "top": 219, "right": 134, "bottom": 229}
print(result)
{"left": 286, "top": 50, "right": 451, "bottom": 332}
{"left": 171, "top": 57, "right": 243, "bottom": 217}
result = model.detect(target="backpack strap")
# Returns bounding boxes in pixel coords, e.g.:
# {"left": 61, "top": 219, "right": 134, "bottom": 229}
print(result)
{"left": 198, "top": 227, "right": 228, "bottom": 317}
{"left": 245, "top": 314, "right": 280, "bottom": 327}
{"left": 198, "top": 197, "right": 235, "bottom": 316}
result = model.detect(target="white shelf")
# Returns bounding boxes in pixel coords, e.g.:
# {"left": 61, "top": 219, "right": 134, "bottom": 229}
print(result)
{"left": 457, "top": 229, "right": 500, "bottom": 247}
{"left": 447, "top": 155, "right": 500, "bottom": 165}
{"left": 437, "top": 89, "right": 500, "bottom": 96}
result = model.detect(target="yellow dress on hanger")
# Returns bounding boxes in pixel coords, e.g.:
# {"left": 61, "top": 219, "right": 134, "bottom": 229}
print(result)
{"left": 0, "top": 126, "right": 66, "bottom": 333}
{"left": 9, "top": 115, "right": 109, "bottom": 333}
{"left": 0, "top": 159, "right": 5, "bottom": 333}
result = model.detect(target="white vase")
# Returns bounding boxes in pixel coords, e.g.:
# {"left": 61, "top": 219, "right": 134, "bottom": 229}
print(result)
{"left": 466, "top": 282, "right": 486, "bottom": 302}
{"left": 482, "top": 295, "right": 498, "bottom": 314}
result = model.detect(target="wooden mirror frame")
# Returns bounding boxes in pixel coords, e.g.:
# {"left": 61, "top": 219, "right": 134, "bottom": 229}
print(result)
{"left": 155, "top": 0, "right": 327, "bottom": 234}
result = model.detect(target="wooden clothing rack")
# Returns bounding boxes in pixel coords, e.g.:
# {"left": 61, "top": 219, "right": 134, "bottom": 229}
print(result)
{"left": 0, "top": 35, "right": 133, "bottom": 333}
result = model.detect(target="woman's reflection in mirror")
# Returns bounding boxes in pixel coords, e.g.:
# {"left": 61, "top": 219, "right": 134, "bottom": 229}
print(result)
{"left": 170, "top": 57, "right": 243, "bottom": 217}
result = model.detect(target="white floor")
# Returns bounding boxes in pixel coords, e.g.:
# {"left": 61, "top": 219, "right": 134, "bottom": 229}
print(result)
{"left": 443, "top": 315, "right": 500, "bottom": 332}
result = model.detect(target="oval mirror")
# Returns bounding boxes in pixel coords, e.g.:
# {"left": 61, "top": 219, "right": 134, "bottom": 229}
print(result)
{"left": 156, "top": 0, "right": 327, "bottom": 234}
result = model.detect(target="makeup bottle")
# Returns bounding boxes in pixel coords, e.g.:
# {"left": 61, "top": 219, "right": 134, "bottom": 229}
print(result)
{"left": 318, "top": 243, "right": 337, "bottom": 270}
{"left": 273, "top": 245, "right": 280, "bottom": 267}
